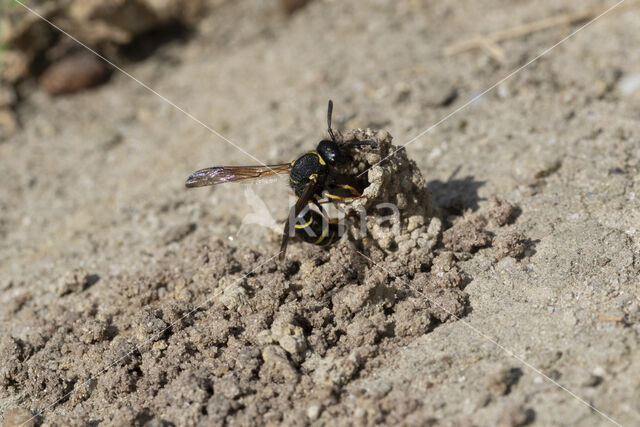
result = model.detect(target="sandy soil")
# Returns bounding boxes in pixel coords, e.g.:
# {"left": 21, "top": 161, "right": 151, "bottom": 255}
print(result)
{"left": 2, "top": 0, "right": 640, "bottom": 425}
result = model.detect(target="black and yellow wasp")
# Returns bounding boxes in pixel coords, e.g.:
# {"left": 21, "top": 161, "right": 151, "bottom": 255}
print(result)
{"left": 186, "top": 100, "right": 376, "bottom": 260}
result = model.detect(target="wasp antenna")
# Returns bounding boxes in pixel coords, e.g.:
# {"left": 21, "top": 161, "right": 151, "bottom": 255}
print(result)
{"left": 327, "top": 100, "right": 337, "bottom": 142}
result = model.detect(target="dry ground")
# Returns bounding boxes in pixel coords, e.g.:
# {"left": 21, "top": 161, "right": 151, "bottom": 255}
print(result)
{"left": 2, "top": 0, "right": 640, "bottom": 425}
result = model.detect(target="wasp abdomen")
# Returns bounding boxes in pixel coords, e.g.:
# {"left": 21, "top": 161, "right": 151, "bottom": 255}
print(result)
{"left": 294, "top": 209, "right": 342, "bottom": 246}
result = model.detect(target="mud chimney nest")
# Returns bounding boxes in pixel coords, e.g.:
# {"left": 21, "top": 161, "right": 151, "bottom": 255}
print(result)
{"left": 331, "top": 128, "right": 440, "bottom": 255}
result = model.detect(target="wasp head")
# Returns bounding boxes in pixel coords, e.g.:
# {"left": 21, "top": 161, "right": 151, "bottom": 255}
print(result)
{"left": 317, "top": 139, "right": 344, "bottom": 165}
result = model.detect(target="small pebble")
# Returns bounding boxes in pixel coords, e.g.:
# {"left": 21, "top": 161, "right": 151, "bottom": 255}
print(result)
{"left": 40, "top": 51, "right": 110, "bottom": 96}
{"left": 619, "top": 73, "right": 640, "bottom": 95}
{"left": 493, "top": 232, "right": 526, "bottom": 259}
{"left": 56, "top": 268, "right": 93, "bottom": 296}
{"left": 582, "top": 374, "right": 603, "bottom": 387}
{"left": 307, "top": 404, "right": 322, "bottom": 421}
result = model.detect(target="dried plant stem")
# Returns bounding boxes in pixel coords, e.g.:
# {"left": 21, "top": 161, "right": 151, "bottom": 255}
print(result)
{"left": 443, "top": 1, "right": 640, "bottom": 62}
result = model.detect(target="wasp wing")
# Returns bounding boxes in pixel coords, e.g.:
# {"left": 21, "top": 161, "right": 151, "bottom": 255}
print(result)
{"left": 185, "top": 163, "right": 292, "bottom": 188}
{"left": 279, "top": 179, "right": 318, "bottom": 261}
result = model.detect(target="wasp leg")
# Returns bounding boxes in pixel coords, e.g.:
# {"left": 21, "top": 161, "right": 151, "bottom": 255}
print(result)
{"left": 324, "top": 193, "right": 367, "bottom": 202}
{"left": 311, "top": 197, "right": 332, "bottom": 222}
{"left": 336, "top": 184, "right": 362, "bottom": 197}
{"left": 303, "top": 196, "right": 331, "bottom": 220}
{"left": 323, "top": 184, "right": 367, "bottom": 202}
{"left": 280, "top": 179, "right": 319, "bottom": 261}
{"left": 311, "top": 198, "right": 344, "bottom": 224}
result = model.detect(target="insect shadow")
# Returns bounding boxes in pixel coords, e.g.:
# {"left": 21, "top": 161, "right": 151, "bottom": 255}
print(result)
{"left": 427, "top": 165, "right": 485, "bottom": 215}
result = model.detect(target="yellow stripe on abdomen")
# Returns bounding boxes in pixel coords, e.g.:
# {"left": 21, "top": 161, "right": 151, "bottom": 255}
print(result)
{"left": 313, "top": 225, "right": 329, "bottom": 244}
{"left": 295, "top": 216, "right": 313, "bottom": 229}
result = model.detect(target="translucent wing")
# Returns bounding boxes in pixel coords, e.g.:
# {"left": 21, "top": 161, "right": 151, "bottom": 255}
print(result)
{"left": 185, "top": 163, "right": 292, "bottom": 188}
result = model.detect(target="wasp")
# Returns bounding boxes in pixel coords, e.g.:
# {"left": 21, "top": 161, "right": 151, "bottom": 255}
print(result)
{"left": 186, "top": 100, "right": 377, "bottom": 260}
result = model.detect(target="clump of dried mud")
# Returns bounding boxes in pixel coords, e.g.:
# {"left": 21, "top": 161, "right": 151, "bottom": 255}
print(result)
{"left": 0, "top": 128, "right": 523, "bottom": 425}
{"left": 333, "top": 128, "right": 440, "bottom": 255}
